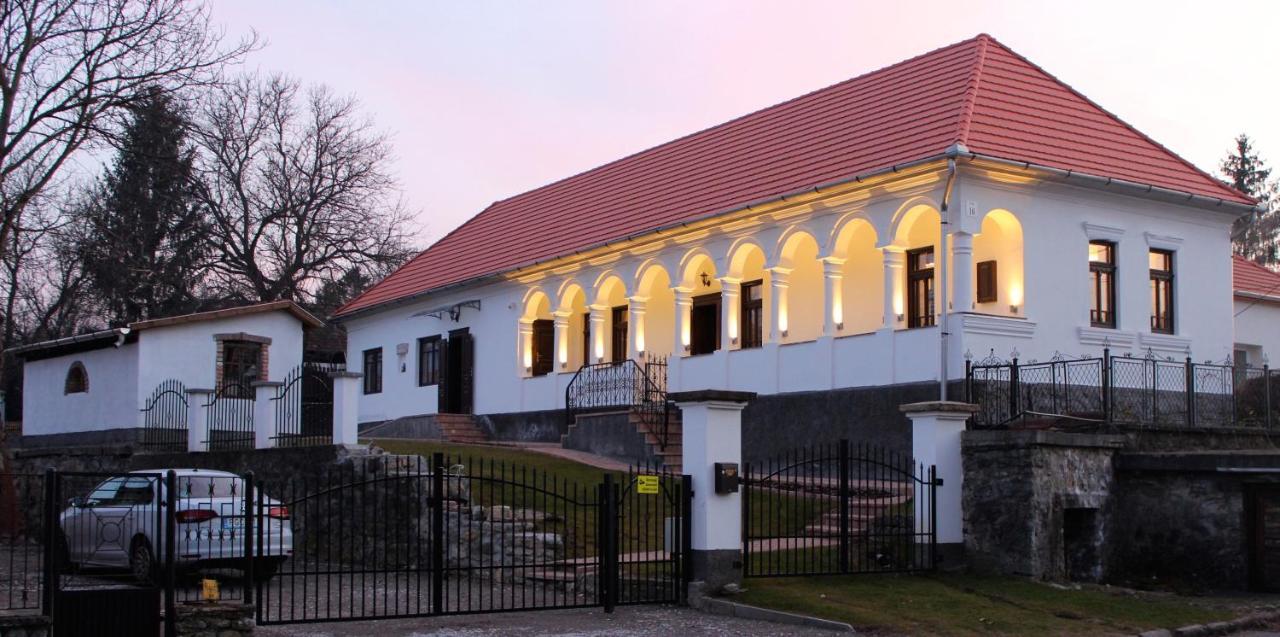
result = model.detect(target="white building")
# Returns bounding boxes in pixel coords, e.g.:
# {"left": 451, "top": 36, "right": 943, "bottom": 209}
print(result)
{"left": 13, "top": 301, "right": 322, "bottom": 446}
{"left": 333, "top": 35, "right": 1256, "bottom": 450}
{"left": 1233, "top": 255, "right": 1280, "bottom": 368}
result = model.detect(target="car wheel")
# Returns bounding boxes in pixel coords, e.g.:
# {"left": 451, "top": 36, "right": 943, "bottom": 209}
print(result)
{"left": 129, "top": 538, "right": 157, "bottom": 585}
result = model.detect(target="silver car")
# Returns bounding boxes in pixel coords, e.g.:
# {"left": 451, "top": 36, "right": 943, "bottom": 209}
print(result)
{"left": 58, "top": 469, "right": 293, "bottom": 582}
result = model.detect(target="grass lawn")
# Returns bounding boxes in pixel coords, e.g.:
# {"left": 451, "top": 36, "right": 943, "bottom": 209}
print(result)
{"left": 734, "top": 573, "right": 1241, "bottom": 636}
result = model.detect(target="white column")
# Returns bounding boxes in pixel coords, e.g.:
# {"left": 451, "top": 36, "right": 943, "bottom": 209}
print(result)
{"left": 252, "top": 381, "right": 281, "bottom": 449}
{"left": 673, "top": 389, "right": 754, "bottom": 589}
{"left": 882, "top": 246, "right": 905, "bottom": 329}
{"left": 768, "top": 268, "right": 791, "bottom": 342}
{"left": 517, "top": 318, "right": 533, "bottom": 375}
{"left": 822, "top": 257, "right": 845, "bottom": 337}
{"left": 951, "top": 231, "right": 974, "bottom": 313}
{"left": 553, "top": 311, "right": 571, "bottom": 372}
{"left": 185, "top": 388, "right": 212, "bottom": 453}
{"left": 673, "top": 287, "right": 692, "bottom": 355}
{"left": 901, "top": 401, "right": 977, "bottom": 546}
{"left": 719, "top": 278, "right": 740, "bottom": 350}
{"left": 588, "top": 304, "right": 607, "bottom": 363}
{"left": 628, "top": 296, "right": 648, "bottom": 361}
{"left": 330, "top": 371, "right": 363, "bottom": 446}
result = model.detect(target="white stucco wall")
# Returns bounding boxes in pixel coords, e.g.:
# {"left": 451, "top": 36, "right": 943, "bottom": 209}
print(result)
{"left": 342, "top": 166, "right": 1241, "bottom": 424}
{"left": 135, "top": 311, "right": 306, "bottom": 397}
{"left": 22, "top": 343, "right": 140, "bottom": 435}
{"left": 1234, "top": 297, "right": 1280, "bottom": 366}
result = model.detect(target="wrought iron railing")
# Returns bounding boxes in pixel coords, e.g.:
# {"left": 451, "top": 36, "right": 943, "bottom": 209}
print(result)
{"left": 966, "top": 348, "right": 1279, "bottom": 430}
{"left": 565, "top": 356, "right": 672, "bottom": 448}
{"left": 205, "top": 382, "right": 255, "bottom": 450}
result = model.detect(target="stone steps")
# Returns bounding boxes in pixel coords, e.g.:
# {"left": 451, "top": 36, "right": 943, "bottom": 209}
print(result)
{"left": 435, "top": 414, "right": 487, "bottom": 444}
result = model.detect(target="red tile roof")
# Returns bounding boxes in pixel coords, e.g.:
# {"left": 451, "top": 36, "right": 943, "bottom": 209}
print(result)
{"left": 1234, "top": 255, "right": 1280, "bottom": 301}
{"left": 339, "top": 34, "right": 1253, "bottom": 317}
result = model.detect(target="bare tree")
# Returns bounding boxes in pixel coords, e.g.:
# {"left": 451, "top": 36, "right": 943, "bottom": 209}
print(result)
{"left": 192, "top": 73, "right": 415, "bottom": 303}
{"left": 0, "top": 0, "right": 257, "bottom": 264}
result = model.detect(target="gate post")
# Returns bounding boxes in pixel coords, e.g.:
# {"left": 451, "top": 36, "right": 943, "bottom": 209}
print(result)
{"left": 669, "top": 390, "right": 755, "bottom": 593}
{"left": 329, "top": 371, "right": 363, "bottom": 446}
{"left": 252, "top": 382, "right": 282, "bottom": 449}
{"left": 185, "top": 388, "right": 213, "bottom": 452}
{"left": 901, "top": 401, "right": 977, "bottom": 561}
{"left": 41, "top": 468, "right": 56, "bottom": 619}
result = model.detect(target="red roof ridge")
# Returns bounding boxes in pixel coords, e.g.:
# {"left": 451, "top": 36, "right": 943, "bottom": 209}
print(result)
{"left": 954, "top": 34, "right": 990, "bottom": 145}
{"left": 978, "top": 35, "right": 1251, "bottom": 205}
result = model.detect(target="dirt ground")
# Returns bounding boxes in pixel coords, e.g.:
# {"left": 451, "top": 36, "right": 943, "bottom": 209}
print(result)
{"left": 254, "top": 605, "right": 838, "bottom": 637}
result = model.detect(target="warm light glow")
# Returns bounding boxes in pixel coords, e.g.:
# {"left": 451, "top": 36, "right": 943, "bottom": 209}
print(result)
{"left": 778, "top": 306, "right": 788, "bottom": 334}
{"left": 892, "top": 292, "right": 904, "bottom": 318}
{"left": 635, "top": 323, "right": 645, "bottom": 354}
{"left": 1008, "top": 282, "right": 1024, "bottom": 308}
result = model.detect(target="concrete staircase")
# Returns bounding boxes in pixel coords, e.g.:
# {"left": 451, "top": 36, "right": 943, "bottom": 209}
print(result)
{"left": 801, "top": 484, "right": 916, "bottom": 537}
{"left": 561, "top": 408, "right": 682, "bottom": 472}
{"left": 435, "top": 413, "right": 488, "bottom": 444}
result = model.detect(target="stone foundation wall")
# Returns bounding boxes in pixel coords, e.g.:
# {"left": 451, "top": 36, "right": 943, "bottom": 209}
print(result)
{"left": 175, "top": 603, "right": 254, "bottom": 636}
{"left": 0, "top": 616, "right": 50, "bottom": 637}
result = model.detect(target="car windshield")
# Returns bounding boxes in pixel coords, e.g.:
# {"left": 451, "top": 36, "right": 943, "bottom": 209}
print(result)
{"left": 176, "top": 475, "right": 241, "bottom": 499}
{"left": 85, "top": 476, "right": 154, "bottom": 507}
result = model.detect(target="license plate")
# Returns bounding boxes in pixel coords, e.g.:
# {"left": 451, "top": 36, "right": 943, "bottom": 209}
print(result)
{"left": 222, "top": 517, "right": 244, "bottom": 530}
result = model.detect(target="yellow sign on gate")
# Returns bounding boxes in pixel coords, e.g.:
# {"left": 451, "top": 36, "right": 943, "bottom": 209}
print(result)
{"left": 636, "top": 474, "right": 659, "bottom": 495}
{"left": 201, "top": 578, "right": 219, "bottom": 602}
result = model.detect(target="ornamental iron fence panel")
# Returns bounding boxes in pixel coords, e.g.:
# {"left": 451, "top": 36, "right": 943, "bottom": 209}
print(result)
{"left": 967, "top": 350, "right": 1278, "bottom": 430}
{"left": 565, "top": 357, "right": 673, "bottom": 449}
{"left": 140, "top": 379, "right": 188, "bottom": 452}
{"left": 206, "top": 383, "right": 255, "bottom": 451}
{"left": 272, "top": 362, "right": 342, "bottom": 447}
{"left": 742, "top": 440, "right": 938, "bottom": 578}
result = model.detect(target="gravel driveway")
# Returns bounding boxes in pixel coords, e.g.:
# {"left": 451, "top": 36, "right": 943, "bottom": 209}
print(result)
{"left": 254, "top": 605, "right": 840, "bottom": 636}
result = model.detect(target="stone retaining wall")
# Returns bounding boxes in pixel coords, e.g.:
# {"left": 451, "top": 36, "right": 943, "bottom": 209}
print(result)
{"left": 0, "top": 615, "right": 50, "bottom": 637}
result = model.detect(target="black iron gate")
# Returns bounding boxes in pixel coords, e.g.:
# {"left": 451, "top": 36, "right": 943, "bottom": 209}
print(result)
{"left": 273, "top": 362, "right": 340, "bottom": 447}
{"left": 141, "top": 379, "right": 189, "bottom": 451}
{"left": 253, "top": 454, "right": 689, "bottom": 625}
{"left": 742, "top": 440, "right": 938, "bottom": 577}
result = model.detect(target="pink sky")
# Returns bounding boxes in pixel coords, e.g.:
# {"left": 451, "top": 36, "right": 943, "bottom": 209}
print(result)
{"left": 209, "top": 0, "right": 1280, "bottom": 247}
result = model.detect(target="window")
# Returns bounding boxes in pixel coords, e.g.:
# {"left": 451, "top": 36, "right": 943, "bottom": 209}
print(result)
{"left": 976, "top": 260, "right": 998, "bottom": 304}
{"left": 363, "top": 348, "right": 383, "bottom": 394}
{"left": 689, "top": 293, "right": 720, "bottom": 355}
{"left": 611, "top": 306, "right": 628, "bottom": 362}
{"left": 740, "top": 280, "right": 764, "bottom": 348}
{"left": 531, "top": 318, "right": 554, "bottom": 376}
{"left": 1088, "top": 241, "right": 1116, "bottom": 328}
{"left": 1149, "top": 249, "right": 1174, "bottom": 334}
{"left": 221, "top": 340, "right": 262, "bottom": 393}
{"left": 418, "top": 336, "right": 441, "bottom": 386}
{"left": 64, "top": 362, "right": 87, "bottom": 394}
{"left": 906, "top": 247, "right": 935, "bottom": 328}
{"left": 581, "top": 312, "right": 591, "bottom": 365}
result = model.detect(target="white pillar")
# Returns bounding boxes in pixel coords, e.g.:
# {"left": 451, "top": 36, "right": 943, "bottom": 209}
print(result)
{"left": 951, "top": 231, "right": 974, "bottom": 313}
{"left": 517, "top": 318, "right": 533, "bottom": 376}
{"left": 252, "top": 381, "right": 281, "bottom": 449}
{"left": 628, "top": 296, "right": 648, "bottom": 361}
{"left": 768, "top": 268, "right": 790, "bottom": 342}
{"left": 901, "top": 401, "right": 977, "bottom": 546}
{"left": 553, "top": 311, "right": 571, "bottom": 372}
{"left": 330, "top": 371, "right": 363, "bottom": 446}
{"left": 185, "top": 388, "right": 212, "bottom": 453}
{"left": 673, "top": 287, "right": 692, "bottom": 355}
{"left": 882, "top": 246, "right": 905, "bottom": 329}
{"left": 822, "top": 257, "right": 845, "bottom": 337}
{"left": 588, "top": 304, "right": 607, "bottom": 363}
{"left": 673, "top": 389, "right": 755, "bottom": 589}
{"left": 719, "top": 278, "right": 740, "bottom": 350}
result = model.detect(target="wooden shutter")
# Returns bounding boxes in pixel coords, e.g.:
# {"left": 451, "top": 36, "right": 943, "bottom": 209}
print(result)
{"left": 976, "top": 260, "right": 998, "bottom": 304}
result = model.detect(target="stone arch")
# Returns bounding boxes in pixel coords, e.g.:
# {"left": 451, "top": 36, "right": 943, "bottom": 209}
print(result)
{"left": 830, "top": 217, "right": 883, "bottom": 335}
{"left": 725, "top": 237, "right": 768, "bottom": 280}
{"left": 774, "top": 228, "right": 823, "bottom": 341}
{"left": 678, "top": 248, "right": 720, "bottom": 294}
{"left": 633, "top": 261, "right": 675, "bottom": 357}
{"left": 557, "top": 281, "right": 590, "bottom": 369}
{"left": 64, "top": 361, "right": 88, "bottom": 394}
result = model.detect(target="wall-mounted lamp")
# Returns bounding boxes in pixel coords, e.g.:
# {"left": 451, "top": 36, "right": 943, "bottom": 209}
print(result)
{"left": 836, "top": 322, "right": 844, "bottom": 331}
{"left": 896, "top": 313, "right": 905, "bottom": 322}
{"left": 524, "top": 366, "right": 532, "bottom": 374}
{"left": 683, "top": 344, "right": 691, "bottom": 353}
{"left": 1010, "top": 305, "right": 1019, "bottom": 314}
{"left": 780, "top": 329, "right": 789, "bottom": 338}
{"left": 731, "top": 337, "right": 739, "bottom": 345}
{"left": 700, "top": 271, "right": 711, "bottom": 287}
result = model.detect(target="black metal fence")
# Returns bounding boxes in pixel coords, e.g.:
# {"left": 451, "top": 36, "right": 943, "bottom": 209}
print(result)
{"left": 967, "top": 349, "right": 1280, "bottom": 429}
{"left": 742, "top": 440, "right": 938, "bottom": 578}
{"left": 205, "top": 383, "right": 255, "bottom": 450}
{"left": 565, "top": 357, "right": 673, "bottom": 449}
{"left": 254, "top": 453, "right": 688, "bottom": 625}
{"left": 141, "top": 379, "right": 189, "bottom": 451}
{"left": 272, "top": 362, "right": 341, "bottom": 447}
{"left": 2, "top": 459, "right": 692, "bottom": 633}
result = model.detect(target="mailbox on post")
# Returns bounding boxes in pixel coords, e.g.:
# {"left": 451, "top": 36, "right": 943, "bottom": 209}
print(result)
{"left": 714, "top": 462, "right": 740, "bottom": 494}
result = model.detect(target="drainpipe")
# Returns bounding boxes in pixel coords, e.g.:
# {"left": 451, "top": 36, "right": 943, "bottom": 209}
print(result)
{"left": 938, "top": 146, "right": 962, "bottom": 401}
{"left": 113, "top": 327, "right": 131, "bottom": 348}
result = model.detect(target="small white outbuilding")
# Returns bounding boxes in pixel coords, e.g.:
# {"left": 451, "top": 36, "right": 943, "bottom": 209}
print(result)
{"left": 11, "top": 301, "right": 323, "bottom": 446}
{"left": 1234, "top": 255, "right": 1280, "bottom": 368}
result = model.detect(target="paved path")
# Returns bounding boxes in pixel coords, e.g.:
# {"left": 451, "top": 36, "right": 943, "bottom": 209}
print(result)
{"left": 255, "top": 605, "right": 838, "bottom": 636}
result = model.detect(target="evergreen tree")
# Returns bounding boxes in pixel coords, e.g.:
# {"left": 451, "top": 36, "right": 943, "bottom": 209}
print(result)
{"left": 1221, "top": 134, "right": 1280, "bottom": 266}
{"left": 78, "top": 89, "right": 210, "bottom": 325}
